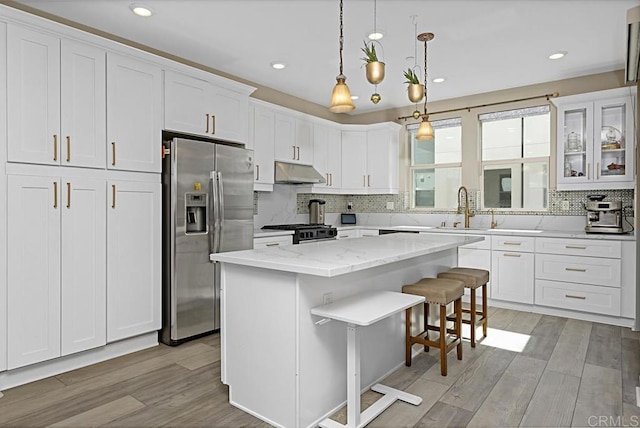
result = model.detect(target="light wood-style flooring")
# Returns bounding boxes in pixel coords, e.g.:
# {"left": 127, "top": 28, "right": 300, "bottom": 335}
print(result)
{"left": 1, "top": 307, "right": 639, "bottom": 427}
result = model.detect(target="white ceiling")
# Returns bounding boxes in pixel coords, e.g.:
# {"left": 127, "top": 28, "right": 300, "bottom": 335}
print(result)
{"left": 10, "top": 0, "right": 639, "bottom": 114}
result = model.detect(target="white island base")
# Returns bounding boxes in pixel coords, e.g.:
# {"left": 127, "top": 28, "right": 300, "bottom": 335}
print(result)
{"left": 213, "top": 234, "right": 482, "bottom": 428}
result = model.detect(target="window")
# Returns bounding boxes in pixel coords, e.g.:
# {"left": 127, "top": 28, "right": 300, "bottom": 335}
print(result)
{"left": 480, "top": 106, "right": 550, "bottom": 210}
{"left": 409, "top": 118, "right": 462, "bottom": 209}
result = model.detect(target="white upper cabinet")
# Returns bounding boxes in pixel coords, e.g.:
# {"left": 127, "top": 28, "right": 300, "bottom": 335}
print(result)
{"left": 274, "top": 113, "right": 297, "bottom": 162}
{"left": 61, "top": 40, "right": 106, "bottom": 169}
{"left": 7, "top": 26, "right": 106, "bottom": 169}
{"left": 553, "top": 87, "right": 635, "bottom": 190}
{"left": 164, "top": 70, "right": 250, "bottom": 144}
{"left": 250, "top": 103, "right": 276, "bottom": 191}
{"left": 311, "top": 123, "right": 342, "bottom": 192}
{"left": 7, "top": 25, "right": 61, "bottom": 166}
{"left": 340, "top": 123, "right": 400, "bottom": 194}
{"left": 294, "top": 118, "right": 314, "bottom": 164}
{"left": 107, "top": 53, "right": 162, "bottom": 173}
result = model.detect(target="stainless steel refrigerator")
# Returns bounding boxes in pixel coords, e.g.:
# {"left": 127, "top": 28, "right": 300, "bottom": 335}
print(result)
{"left": 161, "top": 136, "right": 254, "bottom": 345}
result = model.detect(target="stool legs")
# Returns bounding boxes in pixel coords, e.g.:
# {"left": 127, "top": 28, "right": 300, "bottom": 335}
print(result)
{"left": 482, "top": 283, "right": 488, "bottom": 337}
{"left": 470, "top": 288, "right": 477, "bottom": 348}
{"left": 439, "top": 305, "right": 447, "bottom": 376}
{"left": 455, "top": 298, "right": 463, "bottom": 361}
{"left": 424, "top": 302, "right": 430, "bottom": 352}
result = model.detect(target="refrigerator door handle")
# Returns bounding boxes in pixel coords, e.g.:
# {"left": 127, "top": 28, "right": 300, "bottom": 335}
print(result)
{"left": 208, "top": 171, "right": 218, "bottom": 260}
{"left": 216, "top": 172, "right": 225, "bottom": 253}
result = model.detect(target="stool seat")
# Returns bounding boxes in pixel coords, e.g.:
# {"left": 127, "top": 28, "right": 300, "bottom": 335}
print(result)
{"left": 402, "top": 278, "right": 464, "bottom": 305}
{"left": 402, "top": 277, "right": 464, "bottom": 376}
{"left": 437, "top": 267, "right": 489, "bottom": 289}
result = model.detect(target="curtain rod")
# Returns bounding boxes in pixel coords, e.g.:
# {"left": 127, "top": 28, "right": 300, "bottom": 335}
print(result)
{"left": 397, "top": 92, "right": 559, "bottom": 121}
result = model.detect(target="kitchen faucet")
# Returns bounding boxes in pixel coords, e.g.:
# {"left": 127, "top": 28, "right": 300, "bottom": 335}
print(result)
{"left": 457, "top": 186, "right": 475, "bottom": 228}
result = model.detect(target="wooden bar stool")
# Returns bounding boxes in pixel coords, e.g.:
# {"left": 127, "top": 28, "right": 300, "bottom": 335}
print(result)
{"left": 402, "top": 278, "right": 464, "bottom": 376}
{"left": 437, "top": 267, "right": 489, "bottom": 348}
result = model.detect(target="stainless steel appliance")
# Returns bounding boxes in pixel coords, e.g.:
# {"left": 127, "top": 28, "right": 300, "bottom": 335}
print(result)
{"left": 161, "top": 136, "right": 254, "bottom": 345}
{"left": 261, "top": 224, "right": 337, "bottom": 244}
{"left": 585, "top": 200, "right": 624, "bottom": 234}
{"left": 308, "top": 199, "right": 326, "bottom": 224}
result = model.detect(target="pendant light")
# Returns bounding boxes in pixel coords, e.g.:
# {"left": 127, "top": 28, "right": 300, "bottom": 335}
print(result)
{"left": 415, "top": 32, "right": 434, "bottom": 140}
{"left": 329, "top": 0, "right": 355, "bottom": 113}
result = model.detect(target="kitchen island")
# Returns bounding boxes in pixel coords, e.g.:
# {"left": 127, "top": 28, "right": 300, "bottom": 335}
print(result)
{"left": 210, "top": 233, "right": 483, "bottom": 428}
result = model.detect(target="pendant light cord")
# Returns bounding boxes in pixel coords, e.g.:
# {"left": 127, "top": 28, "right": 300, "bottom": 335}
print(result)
{"left": 338, "top": 0, "right": 344, "bottom": 77}
{"left": 423, "top": 37, "right": 428, "bottom": 116}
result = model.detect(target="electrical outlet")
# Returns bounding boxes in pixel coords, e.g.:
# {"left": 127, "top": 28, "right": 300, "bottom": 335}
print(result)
{"left": 386, "top": 201, "right": 394, "bottom": 210}
{"left": 561, "top": 200, "right": 570, "bottom": 211}
{"left": 347, "top": 202, "right": 353, "bottom": 210}
{"left": 323, "top": 292, "right": 333, "bottom": 306}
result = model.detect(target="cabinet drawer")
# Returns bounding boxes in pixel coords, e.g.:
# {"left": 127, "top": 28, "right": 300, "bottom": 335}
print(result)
{"left": 336, "top": 230, "right": 357, "bottom": 239}
{"left": 535, "top": 279, "right": 621, "bottom": 316}
{"left": 491, "top": 235, "right": 535, "bottom": 252}
{"left": 535, "top": 253, "right": 620, "bottom": 287}
{"left": 536, "top": 237, "right": 620, "bottom": 258}
{"left": 253, "top": 235, "right": 292, "bottom": 248}
{"left": 461, "top": 234, "right": 490, "bottom": 250}
{"left": 358, "top": 229, "right": 379, "bottom": 237}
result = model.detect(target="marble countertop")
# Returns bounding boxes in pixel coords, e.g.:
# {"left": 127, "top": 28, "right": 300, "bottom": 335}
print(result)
{"left": 337, "top": 225, "right": 636, "bottom": 241}
{"left": 211, "top": 233, "right": 483, "bottom": 277}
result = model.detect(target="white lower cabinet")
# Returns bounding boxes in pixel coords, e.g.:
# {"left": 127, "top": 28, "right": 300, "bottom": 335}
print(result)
{"left": 7, "top": 174, "right": 105, "bottom": 369}
{"left": 490, "top": 236, "right": 534, "bottom": 304}
{"left": 336, "top": 229, "right": 357, "bottom": 239}
{"left": 457, "top": 235, "right": 491, "bottom": 302}
{"left": 535, "top": 237, "right": 624, "bottom": 317}
{"left": 106, "top": 180, "right": 161, "bottom": 342}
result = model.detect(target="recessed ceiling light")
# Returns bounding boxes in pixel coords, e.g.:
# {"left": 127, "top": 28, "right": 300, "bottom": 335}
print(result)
{"left": 368, "top": 31, "right": 384, "bottom": 41}
{"left": 271, "top": 62, "right": 286, "bottom": 70}
{"left": 432, "top": 77, "right": 446, "bottom": 83}
{"left": 548, "top": 51, "right": 567, "bottom": 60}
{"left": 350, "top": 95, "right": 359, "bottom": 100}
{"left": 129, "top": 3, "right": 153, "bottom": 17}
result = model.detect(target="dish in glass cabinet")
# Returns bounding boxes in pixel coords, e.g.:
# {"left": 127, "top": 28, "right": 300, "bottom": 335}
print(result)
{"left": 601, "top": 126, "right": 622, "bottom": 147}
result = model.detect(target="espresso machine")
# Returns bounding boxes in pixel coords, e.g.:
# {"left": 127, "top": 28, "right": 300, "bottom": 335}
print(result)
{"left": 585, "top": 200, "right": 624, "bottom": 234}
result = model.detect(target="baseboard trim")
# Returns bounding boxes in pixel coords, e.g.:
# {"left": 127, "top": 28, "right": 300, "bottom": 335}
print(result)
{"left": 0, "top": 332, "right": 158, "bottom": 392}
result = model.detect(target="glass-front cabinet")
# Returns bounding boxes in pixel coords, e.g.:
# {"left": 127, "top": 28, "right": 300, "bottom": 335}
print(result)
{"left": 553, "top": 87, "right": 635, "bottom": 190}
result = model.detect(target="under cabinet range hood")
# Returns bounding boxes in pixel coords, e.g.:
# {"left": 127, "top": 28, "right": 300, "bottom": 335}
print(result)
{"left": 274, "top": 161, "right": 326, "bottom": 184}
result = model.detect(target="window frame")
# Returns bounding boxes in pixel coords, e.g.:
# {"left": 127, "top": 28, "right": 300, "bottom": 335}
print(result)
{"left": 408, "top": 118, "right": 462, "bottom": 211}
{"left": 479, "top": 106, "right": 551, "bottom": 212}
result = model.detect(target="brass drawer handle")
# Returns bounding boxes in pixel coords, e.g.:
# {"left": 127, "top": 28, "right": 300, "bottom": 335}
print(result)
{"left": 565, "top": 294, "right": 586, "bottom": 300}
{"left": 565, "top": 267, "right": 586, "bottom": 272}
{"left": 111, "top": 185, "right": 116, "bottom": 208}
{"left": 503, "top": 242, "right": 522, "bottom": 246}
{"left": 256, "top": 164, "right": 260, "bottom": 181}
{"left": 504, "top": 253, "right": 521, "bottom": 257}
{"left": 565, "top": 245, "right": 586, "bottom": 250}
{"left": 53, "top": 134, "right": 58, "bottom": 161}
{"left": 111, "top": 142, "right": 116, "bottom": 166}
{"left": 265, "top": 243, "right": 280, "bottom": 247}
{"left": 66, "top": 136, "right": 71, "bottom": 162}
{"left": 66, "top": 182, "right": 71, "bottom": 208}
{"left": 53, "top": 181, "right": 58, "bottom": 208}
{"left": 211, "top": 114, "right": 215, "bottom": 135}
{"left": 206, "top": 114, "right": 210, "bottom": 133}
{"left": 367, "top": 174, "right": 371, "bottom": 187}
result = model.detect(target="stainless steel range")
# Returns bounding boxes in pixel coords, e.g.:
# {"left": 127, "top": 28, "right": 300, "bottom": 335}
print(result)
{"left": 261, "top": 224, "right": 337, "bottom": 244}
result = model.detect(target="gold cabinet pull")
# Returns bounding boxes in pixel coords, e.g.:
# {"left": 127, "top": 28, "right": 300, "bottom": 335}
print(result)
{"left": 111, "top": 184, "right": 116, "bottom": 208}
{"left": 566, "top": 245, "right": 587, "bottom": 250}
{"left": 329, "top": 173, "right": 332, "bottom": 186}
{"left": 53, "top": 134, "right": 58, "bottom": 161}
{"left": 66, "top": 136, "right": 71, "bottom": 162}
{"left": 66, "top": 182, "right": 71, "bottom": 208}
{"left": 565, "top": 267, "right": 586, "bottom": 272}
{"left": 326, "top": 173, "right": 329, "bottom": 185}
{"left": 292, "top": 145, "right": 296, "bottom": 160}
{"left": 256, "top": 164, "right": 260, "bottom": 181}
{"left": 504, "top": 242, "right": 522, "bottom": 246}
{"left": 363, "top": 175, "right": 366, "bottom": 187}
{"left": 111, "top": 142, "right": 116, "bottom": 166}
{"left": 587, "top": 163, "right": 590, "bottom": 179}
{"left": 504, "top": 253, "right": 521, "bottom": 257}
{"left": 205, "top": 114, "right": 210, "bottom": 133}
{"left": 265, "top": 243, "right": 280, "bottom": 247}
{"left": 53, "top": 181, "right": 58, "bottom": 208}
{"left": 367, "top": 174, "right": 371, "bottom": 187}
{"left": 211, "top": 114, "right": 215, "bottom": 134}
{"left": 596, "top": 162, "right": 600, "bottom": 179}
{"left": 565, "top": 294, "right": 586, "bottom": 300}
